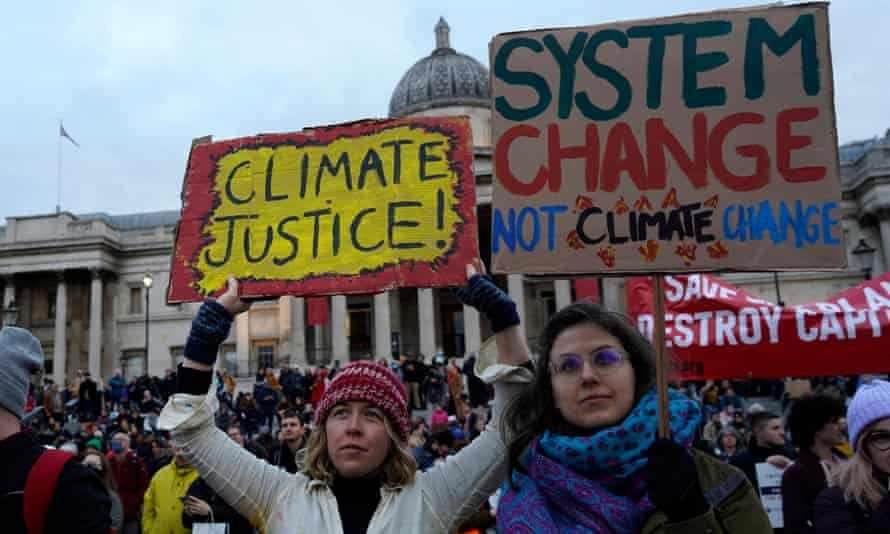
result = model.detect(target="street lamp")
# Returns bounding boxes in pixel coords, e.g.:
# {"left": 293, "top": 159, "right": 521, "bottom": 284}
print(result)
{"left": 143, "top": 273, "right": 153, "bottom": 364}
{"left": 3, "top": 300, "right": 17, "bottom": 327}
{"left": 851, "top": 239, "right": 877, "bottom": 280}
{"left": 852, "top": 239, "right": 877, "bottom": 280}
{"left": 771, "top": 273, "right": 785, "bottom": 307}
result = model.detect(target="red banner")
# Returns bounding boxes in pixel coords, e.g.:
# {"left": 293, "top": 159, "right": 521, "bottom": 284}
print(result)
{"left": 306, "top": 296, "right": 329, "bottom": 326}
{"left": 573, "top": 278, "right": 601, "bottom": 304}
{"left": 626, "top": 272, "right": 890, "bottom": 380}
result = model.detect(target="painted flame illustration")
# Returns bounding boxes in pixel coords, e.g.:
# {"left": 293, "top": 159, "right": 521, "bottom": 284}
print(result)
{"left": 638, "top": 240, "right": 659, "bottom": 262}
{"left": 675, "top": 243, "right": 697, "bottom": 266}
{"left": 566, "top": 230, "right": 585, "bottom": 250}
{"left": 661, "top": 187, "right": 680, "bottom": 209}
{"left": 704, "top": 195, "right": 719, "bottom": 208}
{"left": 597, "top": 245, "right": 617, "bottom": 267}
{"left": 707, "top": 240, "right": 729, "bottom": 259}
{"left": 634, "top": 195, "right": 653, "bottom": 212}
{"left": 614, "top": 196, "right": 630, "bottom": 215}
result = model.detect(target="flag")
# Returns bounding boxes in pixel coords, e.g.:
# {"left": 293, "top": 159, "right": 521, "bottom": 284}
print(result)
{"left": 573, "top": 278, "right": 601, "bottom": 304}
{"left": 306, "top": 296, "right": 330, "bottom": 325}
{"left": 60, "top": 122, "right": 79, "bottom": 147}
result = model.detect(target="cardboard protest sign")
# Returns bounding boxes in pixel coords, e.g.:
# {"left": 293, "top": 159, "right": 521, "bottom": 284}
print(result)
{"left": 167, "top": 117, "right": 478, "bottom": 302}
{"left": 755, "top": 463, "right": 785, "bottom": 529}
{"left": 490, "top": 3, "right": 844, "bottom": 274}
{"left": 626, "top": 272, "right": 890, "bottom": 380}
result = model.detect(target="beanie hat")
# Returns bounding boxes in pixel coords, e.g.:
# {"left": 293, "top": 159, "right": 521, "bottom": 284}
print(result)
{"left": 0, "top": 327, "right": 44, "bottom": 419}
{"left": 847, "top": 379, "right": 890, "bottom": 451}
{"left": 314, "top": 361, "right": 410, "bottom": 443}
{"left": 86, "top": 438, "right": 103, "bottom": 451}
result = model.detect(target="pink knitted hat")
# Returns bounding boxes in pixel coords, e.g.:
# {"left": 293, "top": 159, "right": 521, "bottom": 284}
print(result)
{"left": 313, "top": 361, "right": 410, "bottom": 443}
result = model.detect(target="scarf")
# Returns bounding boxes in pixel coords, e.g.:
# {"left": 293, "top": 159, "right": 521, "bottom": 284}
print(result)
{"left": 497, "top": 388, "right": 702, "bottom": 534}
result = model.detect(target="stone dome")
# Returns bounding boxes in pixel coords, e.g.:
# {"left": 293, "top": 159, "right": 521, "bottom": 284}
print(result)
{"left": 389, "top": 18, "right": 490, "bottom": 118}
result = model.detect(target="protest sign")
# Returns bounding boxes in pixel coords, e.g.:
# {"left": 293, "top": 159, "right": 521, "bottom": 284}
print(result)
{"left": 490, "top": 3, "right": 844, "bottom": 274}
{"left": 626, "top": 271, "right": 890, "bottom": 380}
{"left": 755, "top": 462, "right": 785, "bottom": 529}
{"left": 167, "top": 117, "right": 478, "bottom": 302}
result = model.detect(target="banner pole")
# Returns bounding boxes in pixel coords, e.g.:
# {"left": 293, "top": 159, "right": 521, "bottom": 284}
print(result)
{"left": 653, "top": 274, "right": 670, "bottom": 438}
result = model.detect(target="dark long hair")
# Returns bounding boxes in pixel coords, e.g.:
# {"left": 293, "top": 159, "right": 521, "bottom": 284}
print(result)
{"left": 503, "top": 302, "right": 656, "bottom": 481}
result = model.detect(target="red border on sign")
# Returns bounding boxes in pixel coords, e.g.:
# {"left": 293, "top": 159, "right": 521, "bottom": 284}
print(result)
{"left": 167, "top": 117, "right": 479, "bottom": 303}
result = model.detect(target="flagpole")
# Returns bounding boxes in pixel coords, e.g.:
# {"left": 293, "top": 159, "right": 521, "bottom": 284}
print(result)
{"left": 56, "top": 119, "right": 62, "bottom": 214}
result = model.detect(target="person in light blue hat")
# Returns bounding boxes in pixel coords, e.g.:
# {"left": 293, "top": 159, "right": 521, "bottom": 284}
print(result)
{"left": 814, "top": 379, "right": 890, "bottom": 532}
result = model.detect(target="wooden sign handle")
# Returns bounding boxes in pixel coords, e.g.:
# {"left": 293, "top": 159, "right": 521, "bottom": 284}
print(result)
{"left": 653, "top": 275, "right": 670, "bottom": 438}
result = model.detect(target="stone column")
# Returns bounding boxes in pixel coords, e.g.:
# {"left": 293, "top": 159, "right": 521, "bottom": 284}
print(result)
{"left": 879, "top": 217, "right": 890, "bottom": 273}
{"left": 554, "top": 279, "right": 572, "bottom": 311}
{"left": 331, "top": 295, "right": 348, "bottom": 362}
{"left": 602, "top": 277, "right": 625, "bottom": 313}
{"left": 463, "top": 305, "right": 481, "bottom": 357}
{"left": 53, "top": 272, "right": 67, "bottom": 384}
{"left": 88, "top": 270, "right": 103, "bottom": 379}
{"left": 373, "top": 292, "right": 391, "bottom": 360}
{"left": 314, "top": 324, "right": 325, "bottom": 363}
{"left": 290, "top": 297, "right": 307, "bottom": 366}
{"left": 507, "top": 274, "right": 527, "bottom": 338}
{"left": 3, "top": 275, "right": 14, "bottom": 310}
{"left": 235, "top": 312, "right": 250, "bottom": 377}
{"left": 418, "top": 288, "right": 436, "bottom": 358}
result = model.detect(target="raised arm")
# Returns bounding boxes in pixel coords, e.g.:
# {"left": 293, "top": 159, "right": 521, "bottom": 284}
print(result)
{"left": 159, "top": 278, "right": 295, "bottom": 527}
{"left": 419, "top": 265, "right": 532, "bottom": 531}
{"left": 452, "top": 264, "right": 532, "bottom": 367}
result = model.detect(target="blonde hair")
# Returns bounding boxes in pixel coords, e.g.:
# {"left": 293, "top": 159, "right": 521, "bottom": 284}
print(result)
{"left": 834, "top": 425, "right": 887, "bottom": 510}
{"left": 301, "top": 415, "right": 417, "bottom": 488}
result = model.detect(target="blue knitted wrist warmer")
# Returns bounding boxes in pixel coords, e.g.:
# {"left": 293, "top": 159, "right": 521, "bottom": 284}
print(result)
{"left": 452, "top": 275, "right": 520, "bottom": 333}
{"left": 184, "top": 301, "right": 234, "bottom": 365}
{"left": 488, "top": 299, "right": 519, "bottom": 333}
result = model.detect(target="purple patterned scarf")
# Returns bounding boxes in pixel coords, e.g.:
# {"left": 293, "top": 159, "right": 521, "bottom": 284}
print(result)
{"left": 496, "top": 388, "right": 702, "bottom": 533}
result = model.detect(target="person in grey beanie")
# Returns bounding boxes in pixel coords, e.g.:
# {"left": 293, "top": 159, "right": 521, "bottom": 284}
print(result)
{"left": 0, "top": 326, "right": 111, "bottom": 533}
{"left": 814, "top": 379, "right": 890, "bottom": 533}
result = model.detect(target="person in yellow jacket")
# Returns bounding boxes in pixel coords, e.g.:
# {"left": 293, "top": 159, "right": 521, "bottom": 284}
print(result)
{"left": 142, "top": 449, "right": 199, "bottom": 534}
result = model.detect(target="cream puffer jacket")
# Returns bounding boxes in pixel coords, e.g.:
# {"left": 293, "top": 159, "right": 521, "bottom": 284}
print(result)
{"left": 159, "top": 362, "right": 530, "bottom": 534}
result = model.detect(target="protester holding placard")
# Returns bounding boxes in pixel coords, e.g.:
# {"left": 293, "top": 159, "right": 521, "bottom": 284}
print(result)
{"left": 157, "top": 272, "right": 531, "bottom": 534}
{"left": 731, "top": 412, "right": 797, "bottom": 487}
{"left": 496, "top": 302, "right": 771, "bottom": 533}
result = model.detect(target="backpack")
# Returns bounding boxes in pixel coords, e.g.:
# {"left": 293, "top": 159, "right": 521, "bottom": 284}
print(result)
{"left": 23, "top": 449, "right": 76, "bottom": 534}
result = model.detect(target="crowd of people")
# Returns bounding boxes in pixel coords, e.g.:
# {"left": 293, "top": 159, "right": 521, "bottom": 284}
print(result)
{"left": 3, "top": 272, "right": 890, "bottom": 533}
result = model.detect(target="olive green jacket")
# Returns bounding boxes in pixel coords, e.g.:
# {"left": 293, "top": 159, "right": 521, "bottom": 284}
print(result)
{"left": 642, "top": 450, "right": 773, "bottom": 534}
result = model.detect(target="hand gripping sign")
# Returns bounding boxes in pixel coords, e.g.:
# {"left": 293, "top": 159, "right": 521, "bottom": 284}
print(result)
{"left": 167, "top": 117, "right": 479, "bottom": 302}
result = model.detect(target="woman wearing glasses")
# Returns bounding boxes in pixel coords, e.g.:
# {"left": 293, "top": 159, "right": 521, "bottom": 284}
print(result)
{"left": 497, "top": 302, "right": 771, "bottom": 533}
{"left": 814, "top": 380, "right": 890, "bottom": 533}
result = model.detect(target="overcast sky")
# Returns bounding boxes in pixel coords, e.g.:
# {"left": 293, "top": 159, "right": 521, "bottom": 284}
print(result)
{"left": 2, "top": 0, "right": 887, "bottom": 222}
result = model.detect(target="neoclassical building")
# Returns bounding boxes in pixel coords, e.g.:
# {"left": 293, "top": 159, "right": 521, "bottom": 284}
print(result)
{"left": 2, "top": 20, "right": 887, "bottom": 384}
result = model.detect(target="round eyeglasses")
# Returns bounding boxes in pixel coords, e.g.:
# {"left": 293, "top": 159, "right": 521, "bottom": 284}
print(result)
{"left": 866, "top": 430, "right": 890, "bottom": 452}
{"left": 550, "top": 347, "right": 627, "bottom": 379}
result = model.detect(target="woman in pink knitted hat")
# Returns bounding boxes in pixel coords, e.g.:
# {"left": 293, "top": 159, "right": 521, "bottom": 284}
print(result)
{"left": 159, "top": 268, "right": 532, "bottom": 534}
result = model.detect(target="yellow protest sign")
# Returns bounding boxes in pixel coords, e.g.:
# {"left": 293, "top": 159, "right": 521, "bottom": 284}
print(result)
{"left": 169, "top": 118, "right": 478, "bottom": 301}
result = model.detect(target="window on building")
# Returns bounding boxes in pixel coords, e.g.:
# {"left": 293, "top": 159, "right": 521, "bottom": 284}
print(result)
{"left": 170, "top": 346, "right": 184, "bottom": 369}
{"left": 48, "top": 291, "right": 56, "bottom": 319}
{"left": 43, "top": 344, "right": 54, "bottom": 376}
{"left": 129, "top": 287, "right": 143, "bottom": 315}
{"left": 219, "top": 343, "right": 238, "bottom": 376}
{"left": 122, "top": 349, "right": 146, "bottom": 380}
{"left": 253, "top": 342, "right": 276, "bottom": 375}
{"left": 541, "top": 290, "right": 556, "bottom": 322}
